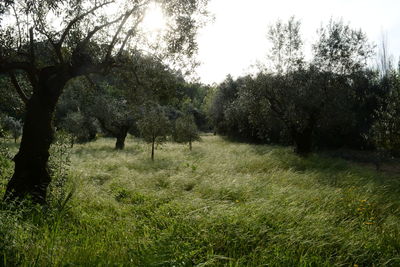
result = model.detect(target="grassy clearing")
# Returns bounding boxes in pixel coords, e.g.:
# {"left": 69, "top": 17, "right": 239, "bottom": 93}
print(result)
{"left": 1, "top": 135, "right": 400, "bottom": 266}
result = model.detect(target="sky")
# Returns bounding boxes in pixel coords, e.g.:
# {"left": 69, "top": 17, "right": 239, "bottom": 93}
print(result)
{"left": 195, "top": 0, "right": 400, "bottom": 84}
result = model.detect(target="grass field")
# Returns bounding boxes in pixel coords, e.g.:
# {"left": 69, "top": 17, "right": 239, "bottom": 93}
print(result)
{"left": 1, "top": 135, "right": 400, "bottom": 266}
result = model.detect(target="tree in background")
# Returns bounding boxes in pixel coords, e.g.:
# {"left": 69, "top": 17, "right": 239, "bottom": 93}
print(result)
{"left": 92, "top": 95, "right": 136, "bottom": 150}
{"left": 1, "top": 116, "right": 23, "bottom": 143}
{"left": 264, "top": 19, "right": 373, "bottom": 155}
{"left": 174, "top": 114, "right": 199, "bottom": 150}
{"left": 313, "top": 19, "right": 373, "bottom": 75}
{"left": 368, "top": 70, "right": 400, "bottom": 165}
{"left": 208, "top": 19, "right": 374, "bottom": 155}
{"left": 209, "top": 75, "right": 241, "bottom": 135}
{"left": 0, "top": 75, "right": 25, "bottom": 120}
{"left": 56, "top": 77, "right": 98, "bottom": 143}
{"left": 267, "top": 16, "right": 304, "bottom": 73}
{"left": 61, "top": 111, "right": 97, "bottom": 147}
{"left": 0, "top": 0, "right": 208, "bottom": 204}
{"left": 137, "top": 103, "right": 170, "bottom": 160}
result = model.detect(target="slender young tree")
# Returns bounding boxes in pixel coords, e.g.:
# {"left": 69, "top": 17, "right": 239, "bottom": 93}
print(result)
{"left": 0, "top": 0, "right": 208, "bottom": 204}
{"left": 137, "top": 103, "right": 170, "bottom": 161}
{"left": 174, "top": 114, "right": 199, "bottom": 150}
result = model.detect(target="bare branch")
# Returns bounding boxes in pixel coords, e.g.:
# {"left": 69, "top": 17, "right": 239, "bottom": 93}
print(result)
{"left": 116, "top": 13, "right": 144, "bottom": 58}
{"left": 8, "top": 71, "right": 29, "bottom": 104}
{"left": 0, "top": 61, "right": 38, "bottom": 89}
{"left": 78, "top": 14, "right": 126, "bottom": 51}
{"left": 104, "top": 8, "right": 137, "bottom": 61}
{"left": 33, "top": 14, "right": 64, "bottom": 63}
{"left": 58, "top": 1, "right": 114, "bottom": 46}
{"left": 11, "top": 4, "right": 23, "bottom": 50}
{"left": 29, "top": 27, "right": 35, "bottom": 65}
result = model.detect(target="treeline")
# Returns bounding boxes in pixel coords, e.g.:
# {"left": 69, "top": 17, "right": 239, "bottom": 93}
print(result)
{"left": 208, "top": 18, "right": 400, "bottom": 155}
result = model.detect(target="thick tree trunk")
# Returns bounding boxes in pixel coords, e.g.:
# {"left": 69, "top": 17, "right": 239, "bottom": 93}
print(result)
{"left": 292, "top": 127, "right": 313, "bottom": 156}
{"left": 115, "top": 129, "right": 128, "bottom": 150}
{"left": 3, "top": 71, "right": 67, "bottom": 204}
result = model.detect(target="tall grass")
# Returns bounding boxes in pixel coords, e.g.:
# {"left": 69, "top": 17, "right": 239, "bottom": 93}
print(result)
{"left": 1, "top": 135, "right": 399, "bottom": 266}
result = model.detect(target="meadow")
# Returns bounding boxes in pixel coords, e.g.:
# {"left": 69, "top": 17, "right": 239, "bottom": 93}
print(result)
{"left": 1, "top": 135, "right": 400, "bottom": 266}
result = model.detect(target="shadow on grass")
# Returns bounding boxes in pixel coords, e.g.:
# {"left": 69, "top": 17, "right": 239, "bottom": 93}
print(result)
{"left": 74, "top": 143, "right": 142, "bottom": 156}
{"left": 269, "top": 147, "right": 400, "bottom": 202}
{"left": 129, "top": 157, "right": 177, "bottom": 173}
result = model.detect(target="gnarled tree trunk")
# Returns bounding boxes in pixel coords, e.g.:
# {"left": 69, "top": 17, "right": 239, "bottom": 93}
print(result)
{"left": 291, "top": 116, "right": 317, "bottom": 156}
{"left": 115, "top": 128, "right": 128, "bottom": 150}
{"left": 292, "top": 128, "right": 313, "bottom": 155}
{"left": 3, "top": 70, "right": 68, "bottom": 204}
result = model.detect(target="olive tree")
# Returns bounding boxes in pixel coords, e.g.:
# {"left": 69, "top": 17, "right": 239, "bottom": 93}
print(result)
{"left": 92, "top": 95, "right": 136, "bottom": 150}
{"left": 0, "top": 0, "right": 209, "bottom": 204}
{"left": 61, "top": 110, "right": 97, "bottom": 147}
{"left": 137, "top": 103, "right": 170, "bottom": 160}
{"left": 1, "top": 115, "right": 22, "bottom": 143}
{"left": 261, "top": 19, "right": 373, "bottom": 155}
{"left": 368, "top": 71, "right": 400, "bottom": 159}
{"left": 174, "top": 114, "right": 199, "bottom": 150}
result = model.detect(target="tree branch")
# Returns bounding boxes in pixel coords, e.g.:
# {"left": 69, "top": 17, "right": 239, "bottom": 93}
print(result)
{"left": 104, "top": 9, "right": 137, "bottom": 62}
{"left": 33, "top": 14, "right": 64, "bottom": 63}
{"left": 8, "top": 71, "right": 29, "bottom": 104}
{"left": 116, "top": 13, "right": 144, "bottom": 58}
{"left": 78, "top": 14, "right": 126, "bottom": 51}
{"left": 29, "top": 27, "right": 35, "bottom": 66}
{"left": 58, "top": 1, "right": 114, "bottom": 46}
{"left": 11, "top": 4, "right": 23, "bottom": 50}
{"left": 0, "top": 62, "right": 34, "bottom": 73}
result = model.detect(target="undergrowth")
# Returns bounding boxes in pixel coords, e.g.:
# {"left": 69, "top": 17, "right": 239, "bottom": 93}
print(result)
{"left": 0, "top": 135, "right": 399, "bottom": 266}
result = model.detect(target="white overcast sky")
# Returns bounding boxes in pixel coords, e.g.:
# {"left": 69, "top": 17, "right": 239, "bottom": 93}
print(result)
{"left": 195, "top": 0, "right": 400, "bottom": 84}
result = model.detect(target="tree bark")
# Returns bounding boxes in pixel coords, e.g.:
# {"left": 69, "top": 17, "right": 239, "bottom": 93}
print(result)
{"left": 151, "top": 137, "right": 155, "bottom": 161}
{"left": 189, "top": 138, "right": 192, "bottom": 151}
{"left": 115, "top": 129, "right": 128, "bottom": 150}
{"left": 292, "top": 127, "right": 313, "bottom": 156}
{"left": 3, "top": 71, "right": 67, "bottom": 204}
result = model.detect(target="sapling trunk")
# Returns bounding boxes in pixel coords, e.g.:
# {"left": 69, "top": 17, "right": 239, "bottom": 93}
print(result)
{"left": 151, "top": 137, "right": 155, "bottom": 161}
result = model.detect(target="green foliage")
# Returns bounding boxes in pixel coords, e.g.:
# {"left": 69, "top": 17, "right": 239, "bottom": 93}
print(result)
{"left": 61, "top": 111, "right": 96, "bottom": 145}
{"left": 56, "top": 77, "right": 98, "bottom": 143}
{"left": 137, "top": 102, "right": 171, "bottom": 159}
{"left": 1, "top": 115, "right": 22, "bottom": 143}
{"left": 47, "top": 131, "right": 74, "bottom": 212}
{"left": 267, "top": 16, "right": 304, "bottom": 73}
{"left": 209, "top": 19, "right": 378, "bottom": 154}
{"left": 368, "top": 72, "right": 400, "bottom": 154}
{"left": 173, "top": 114, "right": 200, "bottom": 149}
{"left": 313, "top": 19, "right": 374, "bottom": 74}
{"left": 138, "top": 103, "right": 171, "bottom": 144}
{"left": 0, "top": 141, "right": 13, "bottom": 196}
{"left": 92, "top": 95, "right": 135, "bottom": 136}
{"left": 0, "top": 76, "right": 25, "bottom": 119}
